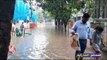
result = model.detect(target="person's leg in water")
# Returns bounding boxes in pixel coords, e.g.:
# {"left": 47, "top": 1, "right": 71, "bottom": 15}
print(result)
{"left": 23, "top": 28, "right": 25, "bottom": 37}
{"left": 95, "top": 50, "right": 101, "bottom": 60}
{"left": 75, "top": 50, "right": 80, "bottom": 60}
{"left": 20, "top": 28, "right": 24, "bottom": 37}
{"left": 95, "top": 44, "right": 102, "bottom": 60}
{"left": 75, "top": 39, "right": 87, "bottom": 60}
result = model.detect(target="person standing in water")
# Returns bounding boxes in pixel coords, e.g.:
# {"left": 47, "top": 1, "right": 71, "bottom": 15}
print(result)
{"left": 71, "top": 13, "right": 92, "bottom": 60}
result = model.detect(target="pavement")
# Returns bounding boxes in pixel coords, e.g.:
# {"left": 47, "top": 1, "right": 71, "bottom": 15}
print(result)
{"left": 8, "top": 22, "right": 107, "bottom": 60}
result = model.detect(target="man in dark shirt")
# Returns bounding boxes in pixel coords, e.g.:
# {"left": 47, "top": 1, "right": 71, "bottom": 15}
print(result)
{"left": 0, "top": 0, "right": 15, "bottom": 59}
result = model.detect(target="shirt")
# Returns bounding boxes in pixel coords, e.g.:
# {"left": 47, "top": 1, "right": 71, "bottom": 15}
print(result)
{"left": 92, "top": 32, "right": 103, "bottom": 44}
{"left": 71, "top": 20, "right": 92, "bottom": 39}
{"left": 20, "top": 24, "right": 24, "bottom": 29}
{"left": 92, "top": 32, "right": 104, "bottom": 51}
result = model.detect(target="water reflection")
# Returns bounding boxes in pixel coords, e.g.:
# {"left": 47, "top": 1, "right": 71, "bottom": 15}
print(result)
{"left": 8, "top": 22, "right": 107, "bottom": 59}
{"left": 8, "top": 29, "right": 49, "bottom": 59}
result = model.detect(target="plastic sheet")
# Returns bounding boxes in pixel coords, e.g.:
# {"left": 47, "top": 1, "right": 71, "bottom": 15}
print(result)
{"left": 13, "top": 0, "right": 38, "bottom": 23}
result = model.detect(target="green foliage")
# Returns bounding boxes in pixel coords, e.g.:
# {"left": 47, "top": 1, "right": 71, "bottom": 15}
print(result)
{"left": 44, "top": 0, "right": 81, "bottom": 20}
{"left": 84, "top": 0, "right": 96, "bottom": 15}
{"left": 36, "top": 0, "right": 43, "bottom": 2}
{"left": 43, "top": 0, "right": 95, "bottom": 20}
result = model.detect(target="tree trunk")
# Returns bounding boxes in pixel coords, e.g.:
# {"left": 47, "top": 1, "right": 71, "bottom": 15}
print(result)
{"left": 0, "top": 0, "right": 15, "bottom": 59}
{"left": 63, "top": 20, "right": 68, "bottom": 33}
{"left": 55, "top": 19, "right": 57, "bottom": 28}
{"left": 57, "top": 18, "right": 61, "bottom": 29}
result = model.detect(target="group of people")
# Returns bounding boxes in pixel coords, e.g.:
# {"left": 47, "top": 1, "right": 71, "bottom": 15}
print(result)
{"left": 11, "top": 20, "right": 37, "bottom": 37}
{"left": 71, "top": 13, "right": 106, "bottom": 60}
{"left": 11, "top": 21, "right": 29, "bottom": 37}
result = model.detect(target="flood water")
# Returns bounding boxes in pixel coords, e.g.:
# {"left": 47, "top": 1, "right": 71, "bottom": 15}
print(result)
{"left": 8, "top": 21, "right": 107, "bottom": 59}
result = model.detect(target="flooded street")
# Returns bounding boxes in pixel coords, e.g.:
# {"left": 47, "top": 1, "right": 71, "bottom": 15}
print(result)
{"left": 8, "top": 21, "right": 107, "bottom": 59}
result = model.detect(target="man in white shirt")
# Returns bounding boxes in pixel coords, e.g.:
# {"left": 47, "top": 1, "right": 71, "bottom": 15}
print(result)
{"left": 71, "top": 13, "right": 92, "bottom": 60}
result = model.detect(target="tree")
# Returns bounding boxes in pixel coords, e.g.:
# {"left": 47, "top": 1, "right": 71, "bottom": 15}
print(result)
{"left": 80, "top": 0, "right": 96, "bottom": 16}
{"left": 43, "top": 0, "right": 81, "bottom": 32}
{"left": 0, "top": 0, "right": 15, "bottom": 59}
{"left": 38, "top": 0, "right": 95, "bottom": 32}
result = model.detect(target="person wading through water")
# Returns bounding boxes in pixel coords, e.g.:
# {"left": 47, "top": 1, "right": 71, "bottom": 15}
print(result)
{"left": 71, "top": 13, "right": 92, "bottom": 60}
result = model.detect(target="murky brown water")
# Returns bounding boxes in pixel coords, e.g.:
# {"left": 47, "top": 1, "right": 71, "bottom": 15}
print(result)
{"left": 8, "top": 22, "right": 107, "bottom": 59}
